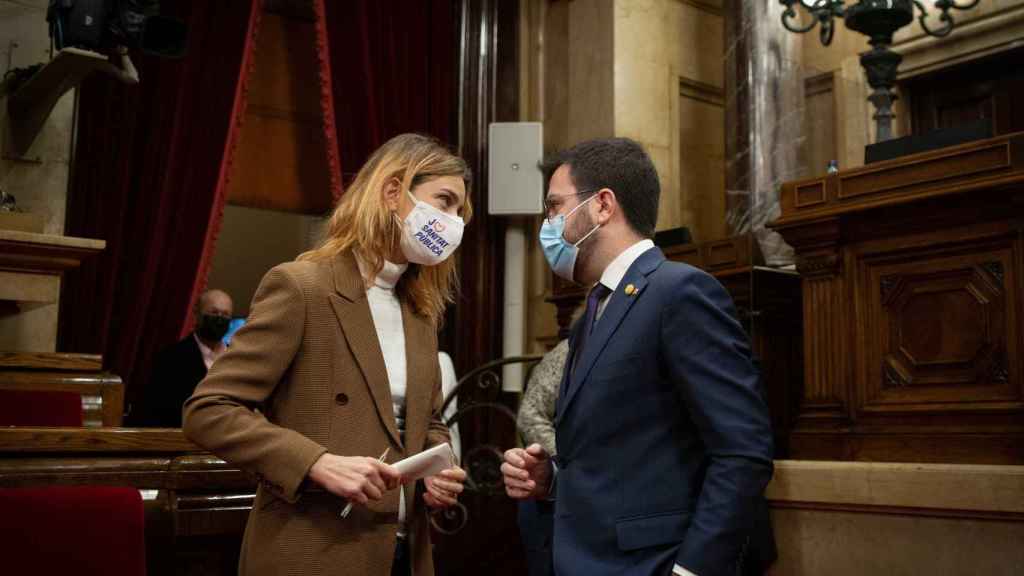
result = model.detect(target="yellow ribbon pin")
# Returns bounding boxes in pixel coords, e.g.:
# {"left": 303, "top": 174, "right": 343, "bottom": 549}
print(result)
{"left": 624, "top": 283, "right": 637, "bottom": 296}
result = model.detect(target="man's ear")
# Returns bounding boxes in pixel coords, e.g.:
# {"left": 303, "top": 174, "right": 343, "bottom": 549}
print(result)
{"left": 595, "top": 188, "right": 616, "bottom": 225}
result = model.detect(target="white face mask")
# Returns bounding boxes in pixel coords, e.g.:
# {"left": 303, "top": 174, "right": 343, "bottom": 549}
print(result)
{"left": 396, "top": 191, "right": 465, "bottom": 266}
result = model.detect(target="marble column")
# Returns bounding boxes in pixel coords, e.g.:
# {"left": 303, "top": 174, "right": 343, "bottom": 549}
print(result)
{"left": 724, "top": 0, "right": 803, "bottom": 265}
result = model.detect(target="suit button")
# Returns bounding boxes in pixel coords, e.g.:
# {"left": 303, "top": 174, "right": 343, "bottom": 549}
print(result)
{"left": 334, "top": 393, "right": 349, "bottom": 406}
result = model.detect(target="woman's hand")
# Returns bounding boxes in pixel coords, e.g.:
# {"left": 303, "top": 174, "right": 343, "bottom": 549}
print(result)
{"left": 423, "top": 466, "right": 466, "bottom": 508}
{"left": 308, "top": 453, "right": 402, "bottom": 505}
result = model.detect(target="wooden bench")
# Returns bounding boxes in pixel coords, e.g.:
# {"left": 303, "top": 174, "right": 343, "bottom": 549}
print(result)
{"left": 0, "top": 427, "right": 255, "bottom": 576}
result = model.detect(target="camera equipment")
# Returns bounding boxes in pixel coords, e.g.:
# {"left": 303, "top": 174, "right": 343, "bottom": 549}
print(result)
{"left": 47, "top": 0, "right": 187, "bottom": 58}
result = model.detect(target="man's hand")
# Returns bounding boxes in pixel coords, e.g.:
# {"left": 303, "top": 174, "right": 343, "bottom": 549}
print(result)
{"left": 501, "top": 443, "right": 553, "bottom": 499}
{"left": 423, "top": 466, "right": 467, "bottom": 509}
{"left": 308, "top": 453, "right": 401, "bottom": 506}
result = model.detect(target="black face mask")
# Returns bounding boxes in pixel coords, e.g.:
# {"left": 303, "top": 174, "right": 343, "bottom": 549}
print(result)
{"left": 197, "top": 314, "right": 231, "bottom": 342}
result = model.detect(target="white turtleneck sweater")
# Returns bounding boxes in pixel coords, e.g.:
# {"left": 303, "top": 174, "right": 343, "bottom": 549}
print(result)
{"left": 357, "top": 256, "right": 410, "bottom": 529}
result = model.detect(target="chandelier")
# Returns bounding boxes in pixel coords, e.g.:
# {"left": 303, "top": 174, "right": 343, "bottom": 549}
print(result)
{"left": 779, "top": 0, "right": 981, "bottom": 141}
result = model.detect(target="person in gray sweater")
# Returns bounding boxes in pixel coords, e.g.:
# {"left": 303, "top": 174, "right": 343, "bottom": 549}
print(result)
{"left": 515, "top": 339, "right": 569, "bottom": 576}
{"left": 516, "top": 339, "right": 569, "bottom": 456}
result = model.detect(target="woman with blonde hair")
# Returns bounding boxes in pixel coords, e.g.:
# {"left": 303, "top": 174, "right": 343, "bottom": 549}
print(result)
{"left": 184, "top": 133, "right": 470, "bottom": 576}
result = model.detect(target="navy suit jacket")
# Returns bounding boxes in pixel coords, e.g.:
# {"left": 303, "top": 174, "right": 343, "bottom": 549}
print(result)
{"left": 552, "top": 247, "right": 774, "bottom": 576}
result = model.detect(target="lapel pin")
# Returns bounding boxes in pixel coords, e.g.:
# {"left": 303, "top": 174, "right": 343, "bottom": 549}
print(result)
{"left": 624, "top": 283, "right": 637, "bottom": 296}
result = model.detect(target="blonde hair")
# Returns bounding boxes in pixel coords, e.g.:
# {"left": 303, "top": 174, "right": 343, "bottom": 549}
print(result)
{"left": 299, "top": 133, "right": 472, "bottom": 325}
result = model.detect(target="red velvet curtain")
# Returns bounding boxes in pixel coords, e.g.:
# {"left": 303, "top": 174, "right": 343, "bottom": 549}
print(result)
{"left": 324, "top": 0, "right": 458, "bottom": 180}
{"left": 59, "top": 0, "right": 261, "bottom": 423}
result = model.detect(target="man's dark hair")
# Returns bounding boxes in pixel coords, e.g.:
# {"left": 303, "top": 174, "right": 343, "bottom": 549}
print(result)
{"left": 540, "top": 137, "right": 660, "bottom": 238}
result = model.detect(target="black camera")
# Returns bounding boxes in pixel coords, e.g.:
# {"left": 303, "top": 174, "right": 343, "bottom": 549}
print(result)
{"left": 47, "top": 0, "right": 188, "bottom": 58}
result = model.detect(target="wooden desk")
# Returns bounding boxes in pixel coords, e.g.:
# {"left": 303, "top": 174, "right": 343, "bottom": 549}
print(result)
{"left": 664, "top": 235, "right": 804, "bottom": 458}
{"left": 0, "top": 353, "right": 123, "bottom": 426}
{"left": 772, "top": 131, "right": 1024, "bottom": 464}
{"left": 0, "top": 428, "right": 254, "bottom": 576}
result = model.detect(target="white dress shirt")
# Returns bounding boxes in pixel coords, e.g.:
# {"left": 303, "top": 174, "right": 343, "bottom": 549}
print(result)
{"left": 590, "top": 239, "right": 699, "bottom": 576}
{"left": 193, "top": 333, "right": 225, "bottom": 370}
{"left": 593, "top": 238, "right": 654, "bottom": 321}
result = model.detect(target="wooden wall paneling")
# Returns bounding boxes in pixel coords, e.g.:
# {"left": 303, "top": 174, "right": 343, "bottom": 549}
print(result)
{"left": 855, "top": 232, "right": 1018, "bottom": 414}
{"left": 789, "top": 218, "right": 850, "bottom": 428}
{"left": 226, "top": 12, "right": 333, "bottom": 214}
{"left": 679, "top": 77, "right": 727, "bottom": 242}
{"left": 773, "top": 131, "right": 1024, "bottom": 464}
{"left": 904, "top": 47, "right": 1024, "bottom": 136}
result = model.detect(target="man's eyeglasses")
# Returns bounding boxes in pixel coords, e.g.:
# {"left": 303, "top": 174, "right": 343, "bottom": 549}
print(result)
{"left": 543, "top": 189, "right": 598, "bottom": 219}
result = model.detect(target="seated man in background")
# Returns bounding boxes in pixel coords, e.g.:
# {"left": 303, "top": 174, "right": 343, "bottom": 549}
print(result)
{"left": 141, "top": 289, "right": 233, "bottom": 427}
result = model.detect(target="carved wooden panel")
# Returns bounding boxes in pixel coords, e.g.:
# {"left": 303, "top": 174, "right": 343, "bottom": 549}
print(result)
{"left": 857, "top": 237, "right": 1020, "bottom": 414}
{"left": 776, "top": 132, "right": 1024, "bottom": 464}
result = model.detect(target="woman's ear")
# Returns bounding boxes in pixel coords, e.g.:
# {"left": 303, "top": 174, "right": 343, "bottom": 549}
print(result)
{"left": 383, "top": 178, "right": 402, "bottom": 211}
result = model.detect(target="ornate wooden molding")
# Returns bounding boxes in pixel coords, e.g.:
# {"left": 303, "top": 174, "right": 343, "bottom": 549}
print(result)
{"left": 796, "top": 252, "right": 841, "bottom": 277}
{"left": 798, "top": 274, "right": 849, "bottom": 420}
{"left": 778, "top": 217, "right": 841, "bottom": 278}
{"left": 773, "top": 133, "right": 1024, "bottom": 228}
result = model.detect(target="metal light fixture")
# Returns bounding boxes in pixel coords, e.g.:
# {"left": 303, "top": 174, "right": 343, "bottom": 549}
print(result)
{"left": 780, "top": 0, "right": 980, "bottom": 141}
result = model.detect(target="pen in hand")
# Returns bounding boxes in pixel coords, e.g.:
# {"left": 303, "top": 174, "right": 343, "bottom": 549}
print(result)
{"left": 340, "top": 447, "right": 391, "bottom": 518}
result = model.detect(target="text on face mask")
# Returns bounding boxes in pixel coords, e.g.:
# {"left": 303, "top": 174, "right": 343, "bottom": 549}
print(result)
{"left": 415, "top": 219, "right": 451, "bottom": 256}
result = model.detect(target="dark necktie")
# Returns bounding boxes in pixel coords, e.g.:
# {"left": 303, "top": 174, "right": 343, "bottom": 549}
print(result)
{"left": 571, "top": 283, "right": 612, "bottom": 376}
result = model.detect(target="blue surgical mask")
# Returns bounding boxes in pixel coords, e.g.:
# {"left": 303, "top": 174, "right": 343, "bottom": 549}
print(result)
{"left": 539, "top": 194, "right": 601, "bottom": 282}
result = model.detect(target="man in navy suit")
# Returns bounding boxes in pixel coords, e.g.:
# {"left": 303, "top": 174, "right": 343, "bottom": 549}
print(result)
{"left": 502, "top": 138, "right": 774, "bottom": 576}
{"left": 141, "top": 289, "right": 233, "bottom": 427}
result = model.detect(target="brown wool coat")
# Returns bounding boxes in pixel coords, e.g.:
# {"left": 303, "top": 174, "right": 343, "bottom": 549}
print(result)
{"left": 183, "top": 250, "right": 449, "bottom": 576}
